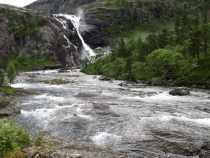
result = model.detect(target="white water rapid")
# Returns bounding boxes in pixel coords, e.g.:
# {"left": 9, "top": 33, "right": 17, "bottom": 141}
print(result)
{"left": 12, "top": 70, "right": 210, "bottom": 158}
{"left": 53, "top": 13, "right": 95, "bottom": 59}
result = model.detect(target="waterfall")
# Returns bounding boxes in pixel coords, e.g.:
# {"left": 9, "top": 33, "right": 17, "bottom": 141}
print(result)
{"left": 53, "top": 13, "right": 95, "bottom": 59}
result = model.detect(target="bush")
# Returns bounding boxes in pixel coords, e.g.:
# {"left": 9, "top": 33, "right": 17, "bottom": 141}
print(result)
{"left": 0, "top": 119, "right": 30, "bottom": 156}
{"left": 6, "top": 62, "right": 16, "bottom": 84}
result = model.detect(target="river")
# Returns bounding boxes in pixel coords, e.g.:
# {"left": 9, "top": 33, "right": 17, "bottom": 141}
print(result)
{"left": 12, "top": 70, "right": 210, "bottom": 158}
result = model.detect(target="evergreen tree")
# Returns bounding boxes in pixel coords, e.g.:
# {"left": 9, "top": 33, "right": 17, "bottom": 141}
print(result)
{"left": 189, "top": 28, "right": 202, "bottom": 61}
{"left": 118, "top": 38, "right": 127, "bottom": 58}
{"left": 175, "top": 15, "right": 181, "bottom": 44}
{"left": 6, "top": 62, "right": 16, "bottom": 84}
{"left": 136, "top": 35, "right": 144, "bottom": 62}
{"left": 0, "top": 70, "right": 4, "bottom": 87}
{"left": 201, "top": 12, "right": 209, "bottom": 57}
{"left": 126, "top": 57, "right": 133, "bottom": 81}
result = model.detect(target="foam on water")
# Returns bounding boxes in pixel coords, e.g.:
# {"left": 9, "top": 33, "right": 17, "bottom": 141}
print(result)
{"left": 141, "top": 115, "right": 210, "bottom": 127}
{"left": 34, "top": 94, "right": 66, "bottom": 103}
{"left": 91, "top": 132, "right": 122, "bottom": 147}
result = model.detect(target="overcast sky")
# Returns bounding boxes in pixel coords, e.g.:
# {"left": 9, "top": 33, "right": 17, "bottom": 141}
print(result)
{"left": 0, "top": 0, "right": 36, "bottom": 7}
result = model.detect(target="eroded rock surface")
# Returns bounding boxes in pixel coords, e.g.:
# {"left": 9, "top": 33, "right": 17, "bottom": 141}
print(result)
{"left": 169, "top": 87, "right": 190, "bottom": 96}
{"left": 0, "top": 4, "right": 83, "bottom": 68}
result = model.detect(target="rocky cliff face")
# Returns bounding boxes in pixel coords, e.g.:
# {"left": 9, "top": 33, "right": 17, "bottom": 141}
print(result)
{"left": 26, "top": 0, "right": 177, "bottom": 47}
{"left": 26, "top": 0, "right": 104, "bottom": 14}
{"left": 0, "top": 4, "right": 83, "bottom": 68}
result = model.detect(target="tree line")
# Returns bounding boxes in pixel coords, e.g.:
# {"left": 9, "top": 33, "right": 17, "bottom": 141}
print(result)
{"left": 81, "top": 1, "right": 210, "bottom": 85}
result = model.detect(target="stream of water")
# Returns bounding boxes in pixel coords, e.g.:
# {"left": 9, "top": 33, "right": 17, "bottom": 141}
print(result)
{"left": 12, "top": 70, "right": 210, "bottom": 158}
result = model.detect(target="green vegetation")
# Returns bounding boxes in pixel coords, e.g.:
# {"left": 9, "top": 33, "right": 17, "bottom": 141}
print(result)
{"left": 0, "top": 119, "right": 30, "bottom": 158}
{"left": 0, "top": 8, "right": 56, "bottom": 88}
{"left": 0, "top": 51, "right": 57, "bottom": 88}
{"left": 0, "top": 119, "right": 46, "bottom": 158}
{"left": 82, "top": 0, "right": 210, "bottom": 86}
{"left": 2, "top": 87, "right": 18, "bottom": 95}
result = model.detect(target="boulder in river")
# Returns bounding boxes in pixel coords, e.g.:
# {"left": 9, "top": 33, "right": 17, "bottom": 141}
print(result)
{"left": 99, "top": 75, "right": 112, "bottom": 81}
{"left": 0, "top": 88, "right": 21, "bottom": 118}
{"left": 169, "top": 87, "right": 190, "bottom": 96}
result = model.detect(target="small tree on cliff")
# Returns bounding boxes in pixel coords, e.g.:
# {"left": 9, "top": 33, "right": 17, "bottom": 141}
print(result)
{"left": 0, "top": 70, "right": 4, "bottom": 87}
{"left": 6, "top": 61, "right": 16, "bottom": 85}
{"left": 118, "top": 38, "right": 127, "bottom": 58}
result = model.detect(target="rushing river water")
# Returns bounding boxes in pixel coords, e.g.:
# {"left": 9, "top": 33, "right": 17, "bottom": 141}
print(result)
{"left": 12, "top": 70, "right": 210, "bottom": 158}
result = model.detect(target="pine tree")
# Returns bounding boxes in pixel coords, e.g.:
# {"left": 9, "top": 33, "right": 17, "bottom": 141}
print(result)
{"left": 118, "top": 38, "right": 127, "bottom": 58}
{"left": 201, "top": 11, "right": 209, "bottom": 57}
{"left": 126, "top": 57, "right": 133, "bottom": 81}
{"left": 175, "top": 15, "right": 181, "bottom": 44}
{"left": 6, "top": 62, "right": 16, "bottom": 84}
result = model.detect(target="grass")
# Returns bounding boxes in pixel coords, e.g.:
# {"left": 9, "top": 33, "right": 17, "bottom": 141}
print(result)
{"left": 0, "top": 119, "right": 31, "bottom": 157}
{"left": 2, "top": 87, "right": 18, "bottom": 95}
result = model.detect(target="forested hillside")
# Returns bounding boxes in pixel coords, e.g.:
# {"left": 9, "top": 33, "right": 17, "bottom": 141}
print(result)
{"left": 82, "top": 0, "right": 210, "bottom": 86}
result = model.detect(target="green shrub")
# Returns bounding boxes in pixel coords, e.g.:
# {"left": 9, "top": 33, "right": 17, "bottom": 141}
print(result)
{"left": 0, "top": 119, "right": 30, "bottom": 156}
{"left": 6, "top": 62, "right": 16, "bottom": 84}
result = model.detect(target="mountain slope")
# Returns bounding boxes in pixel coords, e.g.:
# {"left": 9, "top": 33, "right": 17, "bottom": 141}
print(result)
{"left": 0, "top": 4, "right": 83, "bottom": 69}
{"left": 26, "top": 0, "right": 194, "bottom": 47}
{"left": 26, "top": 0, "right": 104, "bottom": 14}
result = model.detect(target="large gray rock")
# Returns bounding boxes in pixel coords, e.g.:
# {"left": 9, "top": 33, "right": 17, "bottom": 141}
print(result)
{"left": 0, "top": 88, "right": 20, "bottom": 118}
{"left": 0, "top": 102, "right": 21, "bottom": 118}
{"left": 0, "top": 88, "right": 10, "bottom": 109}
{"left": 169, "top": 87, "right": 190, "bottom": 96}
{"left": 21, "top": 140, "right": 129, "bottom": 158}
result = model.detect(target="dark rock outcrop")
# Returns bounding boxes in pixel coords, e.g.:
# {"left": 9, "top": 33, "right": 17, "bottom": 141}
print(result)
{"left": 0, "top": 88, "right": 20, "bottom": 118}
{"left": 0, "top": 4, "right": 83, "bottom": 68}
{"left": 98, "top": 75, "right": 112, "bottom": 81}
{"left": 25, "top": 0, "right": 104, "bottom": 14}
{"left": 21, "top": 141, "right": 129, "bottom": 158}
{"left": 169, "top": 87, "right": 190, "bottom": 96}
{"left": 146, "top": 77, "right": 174, "bottom": 86}
{"left": 0, "top": 102, "right": 21, "bottom": 118}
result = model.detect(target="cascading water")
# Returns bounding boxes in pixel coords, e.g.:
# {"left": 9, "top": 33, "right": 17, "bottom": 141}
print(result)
{"left": 53, "top": 12, "right": 95, "bottom": 59}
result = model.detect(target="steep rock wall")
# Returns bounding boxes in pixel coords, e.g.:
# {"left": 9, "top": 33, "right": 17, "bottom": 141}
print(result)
{"left": 26, "top": 0, "right": 104, "bottom": 14}
{"left": 0, "top": 4, "right": 83, "bottom": 68}
{"left": 25, "top": 0, "right": 181, "bottom": 48}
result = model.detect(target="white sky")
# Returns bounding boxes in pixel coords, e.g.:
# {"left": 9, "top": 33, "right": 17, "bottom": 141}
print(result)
{"left": 0, "top": 0, "right": 36, "bottom": 7}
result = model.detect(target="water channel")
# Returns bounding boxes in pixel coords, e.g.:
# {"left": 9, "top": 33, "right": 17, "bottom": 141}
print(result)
{"left": 12, "top": 70, "right": 210, "bottom": 158}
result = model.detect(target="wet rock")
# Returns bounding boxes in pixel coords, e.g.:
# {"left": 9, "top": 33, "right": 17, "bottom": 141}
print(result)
{"left": 146, "top": 77, "right": 174, "bottom": 86}
{"left": 70, "top": 154, "right": 83, "bottom": 158}
{"left": 169, "top": 87, "right": 190, "bottom": 96}
{"left": 92, "top": 103, "right": 110, "bottom": 110}
{"left": 21, "top": 141, "right": 129, "bottom": 158}
{"left": 75, "top": 92, "right": 97, "bottom": 97}
{"left": 28, "top": 74, "right": 37, "bottom": 78}
{"left": 118, "top": 82, "right": 127, "bottom": 87}
{"left": 0, "top": 88, "right": 21, "bottom": 118}
{"left": 99, "top": 76, "right": 112, "bottom": 81}
{"left": 92, "top": 103, "right": 120, "bottom": 117}
{"left": 0, "top": 102, "right": 20, "bottom": 118}
{"left": 0, "top": 91, "right": 10, "bottom": 109}
{"left": 14, "top": 88, "right": 40, "bottom": 97}
{"left": 0, "top": 88, "right": 11, "bottom": 107}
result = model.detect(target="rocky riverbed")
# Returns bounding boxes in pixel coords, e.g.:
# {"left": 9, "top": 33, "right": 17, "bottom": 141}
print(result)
{"left": 10, "top": 69, "right": 210, "bottom": 158}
